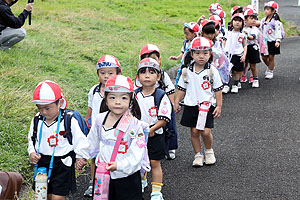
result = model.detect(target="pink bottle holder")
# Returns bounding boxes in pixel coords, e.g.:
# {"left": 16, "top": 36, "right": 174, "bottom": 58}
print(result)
{"left": 93, "top": 161, "right": 110, "bottom": 200}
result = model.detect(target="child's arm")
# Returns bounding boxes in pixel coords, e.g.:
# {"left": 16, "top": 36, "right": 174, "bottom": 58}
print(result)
{"left": 212, "top": 90, "right": 222, "bottom": 119}
{"left": 241, "top": 39, "right": 247, "bottom": 62}
{"left": 174, "top": 89, "right": 185, "bottom": 113}
{"left": 30, "top": 152, "right": 41, "bottom": 164}
{"left": 149, "top": 120, "right": 167, "bottom": 137}
{"left": 27, "top": 117, "right": 41, "bottom": 164}
{"left": 76, "top": 158, "right": 87, "bottom": 172}
{"left": 169, "top": 52, "right": 183, "bottom": 61}
{"left": 197, "top": 15, "right": 206, "bottom": 25}
{"left": 85, "top": 107, "right": 92, "bottom": 120}
{"left": 168, "top": 93, "right": 175, "bottom": 105}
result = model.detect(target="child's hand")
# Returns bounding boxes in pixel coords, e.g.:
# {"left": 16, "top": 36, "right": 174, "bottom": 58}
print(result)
{"left": 169, "top": 56, "right": 177, "bottom": 60}
{"left": 106, "top": 162, "right": 117, "bottom": 171}
{"left": 199, "top": 15, "right": 206, "bottom": 20}
{"left": 148, "top": 130, "right": 155, "bottom": 138}
{"left": 275, "top": 41, "right": 280, "bottom": 48}
{"left": 174, "top": 103, "right": 181, "bottom": 114}
{"left": 240, "top": 55, "right": 246, "bottom": 62}
{"left": 30, "top": 152, "right": 41, "bottom": 164}
{"left": 243, "top": 30, "right": 248, "bottom": 35}
{"left": 76, "top": 158, "right": 87, "bottom": 172}
{"left": 213, "top": 106, "right": 222, "bottom": 119}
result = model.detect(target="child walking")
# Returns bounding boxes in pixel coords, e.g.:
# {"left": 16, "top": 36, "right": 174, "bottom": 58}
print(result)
{"left": 76, "top": 75, "right": 148, "bottom": 200}
{"left": 243, "top": 8, "right": 261, "bottom": 88}
{"left": 135, "top": 58, "right": 172, "bottom": 200}
{"left": 174, "top": 37, "right": 223, "bottom": 167}
{"left": 84, "top": 55, "right": 122, "bottom": 197}
{"left": 28, "top": 80, "right": 87, "bottom": 200}
{"left": 224, "top": 13, "right": 247, "bottom": 93}
{"left": 260, "top": 1, "right": 283, "bottom": 79}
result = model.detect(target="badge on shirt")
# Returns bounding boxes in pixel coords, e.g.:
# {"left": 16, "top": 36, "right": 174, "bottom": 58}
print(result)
{"left": 238, "top": 36, "right": 244, "bottom": 43}
{"left": 129, "top": 130, "right": 136, "bottom": 138}
{"left": 201, "top": 80, "right": 210, "bottom": 90}
{"left": 48, "top": 135, "right": 58, "bottom": 147}
{"left": 136, "top": 138, "right": 146, "bottom": 148}
{"left": 148, "top": 106, "right": 158, "bottom": 117}
{"left": 268, "top": 29, "right": 273, "bottom": 34}
{"left": 118, "top": 141, "right": 128, "bottom": 154}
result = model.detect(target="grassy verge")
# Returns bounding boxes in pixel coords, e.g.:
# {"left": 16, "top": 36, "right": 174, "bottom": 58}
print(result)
{"left": 2, "top": 0, "right": 297, "bottom": 189}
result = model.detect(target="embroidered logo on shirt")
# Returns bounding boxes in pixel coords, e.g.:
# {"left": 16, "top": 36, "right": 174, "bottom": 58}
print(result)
{"left": 201, "top": 80, "right": 210, "bottom": 90}
{"left": 48, "top": 135, "right": 58, "bottom": 147}
{"left": 148, "top": 106, "right": 158, "bottom": 117}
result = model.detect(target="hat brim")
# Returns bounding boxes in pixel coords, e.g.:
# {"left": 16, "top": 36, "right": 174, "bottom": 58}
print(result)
{"left": 104, "top": 86, "right": 133, "bottom": 93}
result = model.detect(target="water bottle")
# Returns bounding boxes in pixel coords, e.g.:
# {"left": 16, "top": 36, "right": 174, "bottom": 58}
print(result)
{"left": 35, "top": 167, "right": 47, "bottom": 200}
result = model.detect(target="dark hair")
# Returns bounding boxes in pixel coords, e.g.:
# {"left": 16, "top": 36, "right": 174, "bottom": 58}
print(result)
{"left": 100, "top": 92, "right": 141, "bottom": 120}
{"left": 230, "top": 17, "right": 244, "bottom": 32}
{"left": 183, "top": 50, "right": 213, "bottom": 68}
{"left": 202, "top": 23, "right": 216, "bottom": 35}
{"left": 184, "top": 26, "right": 196, "bottom": 34}
{"left": 232, "top": 7, "right": 244, "bottom": 15}
{"left": 137, "top": 67, "right": 166, "bottom": 90}
{"left": 54, "top": 98, "right": 61, "bottom": 105}
{"left": 97, "top": 67, "right": 121, "bottom": 75}
{"left": 245, "top": 15, "right": 258, "bottom": 20}
{"left": 140, "top": 51, "right": 160, "bottom": 60}
{"left": 265, "top": 7, "right": 281, "bottom": 21}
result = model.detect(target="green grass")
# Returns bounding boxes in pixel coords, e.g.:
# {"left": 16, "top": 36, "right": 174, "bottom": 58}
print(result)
{"left": 1, "top": 0, "right": 298, "bottom": 188}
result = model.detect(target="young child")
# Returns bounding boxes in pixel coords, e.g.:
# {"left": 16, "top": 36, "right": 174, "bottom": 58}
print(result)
{"left": 137, "top": 44, "right": 177, "bottom": 160}
{"left": 76, "top": 75, "right": 148, "bottom": 200}
{"left": 224, "top": 13, "right": 247, "bottom": 93}
{"left": 228, "top": 6, "right": 244, "bottom": 30}
{"left": 135, "top": 58, "right": 172, "bottom": 200}
{"left": 243, "top": 8, "right": 261, "bottom": 88}
{"left": 260, "top": 1, "right": 283, "bottom": 79}
{"left": 174, "top": 37, "right": 223, "bottom": 167}
{"left": 28, "top": 80, "right": 87, "bottom": 200}
{"left": 169, "top": 22, "right": 199, "bottom": 84}
{"left": 84, "top": 55, "right": 122, "bottom": 197}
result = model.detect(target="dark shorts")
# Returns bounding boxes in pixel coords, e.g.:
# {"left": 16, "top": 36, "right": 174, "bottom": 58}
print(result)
{"left": 147, "top": 132, "right": 166, "bottom": 160}
{"left": 246, "top": 44, "right": 261, "bottom": 64}
{"left": 180, "top": 105, "right": 215, "bottom": 129}
{"left": 33, "top": 151, "right": 76, "bottom": 196}
{"left": 109, "top": 171, "right": 142, "bottom": 200}
{"left": 230, "top": 55, "right": 245, "bottom": 72}
{"left": 267, "top": 41, "right": 280, "bottom": 55}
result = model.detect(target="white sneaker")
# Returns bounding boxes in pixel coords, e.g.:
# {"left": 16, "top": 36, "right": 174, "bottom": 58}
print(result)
{"left": 237, "top": 82, "right": 242, "bottom": 89}
{"left": 141, "top": 179, "right": 148, "bottom": 193}
{"left": 252, "top": 80, "right": 259, "bottom": 88}
{"left": 231, "top": 85, "right": 239, "bottom": 93}
{"left": 265, "top": 71, "right": 273, "bottom": 79}
{"left": 151, "top": 191, "right": 164, "bottom": 200}
{"left": 204, "top": 149, "right": 216, "bottom": 165}
{"left": 192, "top": 152, "right": 204, "bottom": 167}
{"left": 168, "top": 150, "right": 176, "bottom": 160}
{"left": 222, "top": 85, "right": 230, "bottom": 94}
{"left": 182, "top": 68, "right": 189, "bottom": 82}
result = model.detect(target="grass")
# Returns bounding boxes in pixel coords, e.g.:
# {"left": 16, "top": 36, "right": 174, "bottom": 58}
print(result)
{"left": 0, "top": 0, "right": 298, "bottom": 194}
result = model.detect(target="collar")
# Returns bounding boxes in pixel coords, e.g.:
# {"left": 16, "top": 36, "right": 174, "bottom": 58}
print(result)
{"left": 189, "top": 62, "right": 210, "bottom": 72}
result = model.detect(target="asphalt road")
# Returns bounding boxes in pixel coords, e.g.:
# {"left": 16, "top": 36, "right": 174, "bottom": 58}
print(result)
{"left": 71, "top": 2, "right": 300, "bottom": 200}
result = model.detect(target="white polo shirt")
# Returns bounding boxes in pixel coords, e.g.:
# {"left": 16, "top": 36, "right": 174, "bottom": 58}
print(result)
{"left": 136, "top": 89, "right": 172, "bottom": 134}
{"left": 88, "top": 84, "right": 104, "bottom": 126}
{"left": 260, "top": 18, "right": 282, "bottom": 42}
{"left": 224, "top": 31, "right": 247, "bottom": 56}
{"left": 177, "top": 62, "right": 223, "bottom": 106}
{"left": 243, "top": 26, "right": 259, "bottom": 45}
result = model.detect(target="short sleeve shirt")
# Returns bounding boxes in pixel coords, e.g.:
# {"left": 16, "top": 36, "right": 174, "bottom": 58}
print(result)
{"left": 225, "top": 31, "right": 247, "bottom": 56}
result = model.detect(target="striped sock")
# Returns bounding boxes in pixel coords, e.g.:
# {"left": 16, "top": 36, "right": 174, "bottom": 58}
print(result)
{"left": 151, "top": 182, "right": 163, "bottom": 193}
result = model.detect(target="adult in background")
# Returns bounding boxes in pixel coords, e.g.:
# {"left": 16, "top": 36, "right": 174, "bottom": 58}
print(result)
{"left": 0, "top": 0, "right": 33, "bottom": 50}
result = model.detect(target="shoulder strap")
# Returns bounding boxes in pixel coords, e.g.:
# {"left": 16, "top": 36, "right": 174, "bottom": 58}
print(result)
{"left": 93, "top": 83, "right": 101, "bottom": 95}
{"left": 134, "top": 87, "right": 142, "bottom": 95}
{"left": 183, "top": 40, "right": 188, "bottom": 51}
{"left": 63, "top": 110, "right": 73, "bottom": 145}
{"left": 32, "top": 114, "right": 43, "bottom": 148}
{"left": 153, "top": 88, "right": 165, "bottom": 108}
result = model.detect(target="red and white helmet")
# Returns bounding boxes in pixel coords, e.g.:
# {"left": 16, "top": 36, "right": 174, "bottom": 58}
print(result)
{"left": 139, "top": 44, "right": 160, "bottom": 58}
{"left": 104, "top": 75, "right": 134, "bottom": 93}
{"left": 244, "top": 5, "right": 256, "bottom": 12}
{"left": 190, "top": 37, "right": 213, "bottom": 51}
{"left": 184, "top": 22, "right": 200, "bottom": 33}
{"left": 32, "top": 80, "right": 67, "bottom": 109}
{"left": 201, "top": 19, "right": 218, "bottom": 28}
{"left": 214, "top": 9, "right": 226, "bottom": 19}
{"left": 244, "top": 8, "right": 258, "bottom": 17}
{"left": 231, "top": 6, "right": 243, "bottom": 15}
{"left": 209, "top": 15, "right": 222, "bottom": 23}
{"left": 264, "top": 1, "right": 279, "bottom": 12}
{"left": 96, "top": 55, "right": 122, "bottom": 73}
{"left": 209, "top": 3, "right": 222, "bottom": 11}
{"left": 231, "top": 13, "right": 245, "bottom": 21}
{"left": 138, "top": 58, "right": 160, "bottom": 72}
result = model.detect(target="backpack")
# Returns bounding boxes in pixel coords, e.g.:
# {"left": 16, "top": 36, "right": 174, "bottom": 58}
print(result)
{"left": 261, "top": 17, "right": 285, "bottom": 40}
{"left": 32, "top": 109, "right": 89, "bottom": 147}
{"left": 0, "top": 171, "right": 23, "bottom": 200}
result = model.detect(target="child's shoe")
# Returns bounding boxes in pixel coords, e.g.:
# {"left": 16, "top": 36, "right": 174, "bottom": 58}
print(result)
{"left": 265, "top": 71, "right": 273, "bottom": 79}
{"left": 237, "top": 82, "right": 242, "bottom": 89}
{"left": 222, "top": 85, "right": 230, "bottom": 94}
{"left": 182, "top": 67, "right": 189, "bottom": 82}
{"left": 240, "top": 75, "right": 247, "bottom": 82}
{"left": 204, "top": 149, "right": 216, "bottom": 165}
{"left": 249, "top": 76, "right": 254, "bottom": 84}
{"left": 168, "top": 150, "right": 176, "bottom": 160}
{"left": 192, "top": 152, "right": 204, "bottom": 167}
{"left": 151, "top": 191, "right": 164, "bottom": 200}
{"left": 252, "top": 80, "right": 259, "bottom": 88}
{"left": 231, "top": 85, "right": 239, "bottom": 93}
{"left": 83, "top": 180, "right": 93, "bottom": 197}
{"left": 142, "top": 179, "right": 148, "bottom": 193}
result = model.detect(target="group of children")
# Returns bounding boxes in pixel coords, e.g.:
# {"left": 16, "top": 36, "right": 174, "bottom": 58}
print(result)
{"left": 27, "top": 1, "right": 283, "bottom": 200}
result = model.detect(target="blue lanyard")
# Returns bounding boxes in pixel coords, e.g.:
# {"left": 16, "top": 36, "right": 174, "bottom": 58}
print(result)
{"left": 33, "top": 110, "right": 62, "bottom": 183}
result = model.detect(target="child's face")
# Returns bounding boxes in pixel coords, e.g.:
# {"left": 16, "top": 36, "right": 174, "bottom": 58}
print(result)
{"left": 245, "top": 16, "right": 257, "bottom": 27}
{"left": 106, "top": 92, "right": 131, "bottom": 116}
{"left": 184, "top": 28, "right": 196, "bottom": 41}
{"left": 203, "top": 32, "right": 215, "bottom": 40}
{"left": 97, "top": 68, "right": 118, "bottom": 85}
{"left": 138, "top": 67, "right": 161, "bottom": 88}
{"left": 144, "top": 52, "right": 161, "bottom": 66}
{"left": 191, "top": 50, "right": 211, "bottom": 66}
{"left": 264, "top": 7, "right": 274, "bottom": 17}
{"left": 232, "top": 19, "right": 243, "bottom": 30}
{"left": 36, "top": 101, "right": 62, "bottom": 122}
